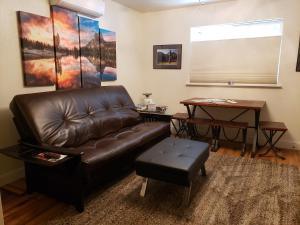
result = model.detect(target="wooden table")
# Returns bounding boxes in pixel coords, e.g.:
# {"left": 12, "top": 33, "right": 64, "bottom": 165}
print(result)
{"left": 180, "top": 98, "right": 266, "bottom": 157}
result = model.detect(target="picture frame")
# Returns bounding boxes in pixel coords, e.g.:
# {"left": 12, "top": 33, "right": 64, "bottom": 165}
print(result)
{"left": 153, "top": 44, "right": 182, "bottom": 69}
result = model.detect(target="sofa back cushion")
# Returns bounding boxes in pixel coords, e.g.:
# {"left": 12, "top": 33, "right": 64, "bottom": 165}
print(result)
{"left": 10, "top": 86, "right": 141, "bottom": 147}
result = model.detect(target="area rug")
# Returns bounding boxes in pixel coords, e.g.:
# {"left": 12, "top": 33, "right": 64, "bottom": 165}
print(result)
{"left": 47, "top": 153, "right": 300, "bottom": 225}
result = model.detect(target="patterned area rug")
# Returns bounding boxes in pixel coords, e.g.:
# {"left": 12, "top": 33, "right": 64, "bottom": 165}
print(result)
{"left": 48, "top": 153, "right": 300, "bottom": 225}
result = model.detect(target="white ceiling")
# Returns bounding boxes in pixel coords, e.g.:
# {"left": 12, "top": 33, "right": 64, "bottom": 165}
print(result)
{"left": 112, "top": 0, "right": 235, "bottom": 12}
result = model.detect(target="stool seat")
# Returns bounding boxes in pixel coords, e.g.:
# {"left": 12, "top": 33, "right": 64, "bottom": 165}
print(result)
{"left": 172, "top": 113, "right": 189, "bottom": 120}
{"left": 260, "top": 121, "right": 287, "bottom": 131}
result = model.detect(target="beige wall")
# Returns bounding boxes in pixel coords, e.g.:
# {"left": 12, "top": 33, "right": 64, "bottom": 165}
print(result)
{"left": 0, "top": 0, "right": 144, "bottom": 185}
{"left": 101, "top": 0, "right": 145, "bottom": 102}
{"left": 141, "top": 0, "right": 300, "bottom": 149}
{"left": 0, "top": 0, "right": 55, "bottom": 185}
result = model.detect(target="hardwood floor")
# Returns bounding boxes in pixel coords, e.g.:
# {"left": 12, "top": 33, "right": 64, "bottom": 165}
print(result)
{"left": 2, "top": 147, "right": 300, "bottom": 225}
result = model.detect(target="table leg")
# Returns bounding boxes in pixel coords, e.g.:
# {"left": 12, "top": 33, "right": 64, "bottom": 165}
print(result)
{"left": 186, "top": 105, "right": 197, "bottom": 138}
{"left": 251, "top": 110, "right": 261, "bottom": 158}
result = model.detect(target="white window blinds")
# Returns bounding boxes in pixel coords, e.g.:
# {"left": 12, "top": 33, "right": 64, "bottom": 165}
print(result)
{"left": 190, "top": 19, "right": 283, "bottom": 85}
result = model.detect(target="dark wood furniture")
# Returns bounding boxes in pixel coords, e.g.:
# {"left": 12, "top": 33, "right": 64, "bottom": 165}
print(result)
{"left": 187, "top": 118, "right": 248, "bottom": 155}
{"left": 135, "top": 137, "right": 209, "bottom": 205}
{"left": 0, "top": 144, "right": 84, "bottom": 210}
{"left": 258, "top": 121, "right": 288, "bottom": 160}
{"left": 171, "top": 113, "right": 189, "bottom": 137}
{"left": 138, "top": 110, "right": 172, "bottom": 123}
{"left": 0, "top": 145, "right": 73, "bottom": 167}
{"left": 187, "top": 118, "right": 214, "bottom": 148}
{"left": 180, "top": 98, "right": 266, "bottom": 157}
{"left": 212, "top": 120, "right": 248, "bottom": 155}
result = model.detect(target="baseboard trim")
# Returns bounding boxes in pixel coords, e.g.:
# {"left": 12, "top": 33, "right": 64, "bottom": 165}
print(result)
{"left": 0, "top": 167, "right": 25, "bottom": 187}
{"left": 275, "top": 140, "right": 300, "bottom": 151}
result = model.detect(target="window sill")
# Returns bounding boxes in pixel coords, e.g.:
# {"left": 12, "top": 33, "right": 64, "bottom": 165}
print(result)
{"left": 186, "top": 82, "right": 282, "bottom": 89}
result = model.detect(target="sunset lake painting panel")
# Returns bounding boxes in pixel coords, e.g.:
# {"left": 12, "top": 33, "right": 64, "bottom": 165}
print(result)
{"left": 79, "top": 17, "right": 101, "bottom": 88}
{"left": 51, "top": 6, "right": 81, "bottom": 89}
{"left": 100, "top": 28, "right": 117, "bottom": 81}
{"left": 17, "top": 11, "right": 56, "bottom": 86}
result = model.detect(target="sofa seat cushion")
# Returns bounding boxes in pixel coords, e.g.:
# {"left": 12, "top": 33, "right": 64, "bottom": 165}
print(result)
{"left": 75, "top": 122, "right": 170, "bottom": 168}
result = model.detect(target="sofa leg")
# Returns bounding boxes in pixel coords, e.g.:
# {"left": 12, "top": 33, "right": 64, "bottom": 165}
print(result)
{"left": 74, "top": 178, "right": 85, "bottom": 212}
{"left": 73, "top": 158, "right": 85, "bottom": 213}
{"left": 75, "top": 198, "right": 84, "bottom": 213}
{"left": 24, "top": 163, "right": 35, "bottom": 194}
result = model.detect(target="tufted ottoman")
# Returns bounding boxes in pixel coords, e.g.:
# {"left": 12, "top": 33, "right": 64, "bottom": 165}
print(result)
{"left": 135, "top": 137, "right": 209, "bottom": 204}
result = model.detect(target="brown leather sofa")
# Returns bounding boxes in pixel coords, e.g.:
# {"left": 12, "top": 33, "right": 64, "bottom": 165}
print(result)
{"left": 10, "top": 86, "right": 170, "bottom": 212}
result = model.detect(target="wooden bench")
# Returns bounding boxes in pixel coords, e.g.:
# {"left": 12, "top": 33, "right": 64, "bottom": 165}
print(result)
{"left": 187, "top": 118, "right": 248, "bottom": 155}
{"left": 213, "top": 120, "right": 248, "bottom": 156}
{"left": 187, "top": 118, "right": 214, "bottom": 140}
{"left": 259, "top": 121, "right": 288, "bottom": 160}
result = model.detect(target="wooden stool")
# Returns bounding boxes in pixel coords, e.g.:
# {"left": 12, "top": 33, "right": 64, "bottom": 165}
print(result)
{"left": 259, "top": 121, "right": 287, "bottom": 160}
{"left": 171, "top": 113, "right": 189, "bottom": 137}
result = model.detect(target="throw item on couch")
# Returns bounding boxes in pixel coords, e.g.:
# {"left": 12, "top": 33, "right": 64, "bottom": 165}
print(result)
{"left": 10, "top": 86, "right": 170, "bottom": 211}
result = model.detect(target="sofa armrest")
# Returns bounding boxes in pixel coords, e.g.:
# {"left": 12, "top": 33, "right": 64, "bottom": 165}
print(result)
{"left": 21, "top": 142, "right": 84, "bottom": 157}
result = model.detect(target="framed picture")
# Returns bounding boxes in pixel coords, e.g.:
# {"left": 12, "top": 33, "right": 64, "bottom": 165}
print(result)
{"left": 79, "top": 16, "right": 101, "bottom": 88}
{"left": 51, "top": 6, "right": 82, "bottom": 89}
{"left": 297, "top": 37, "right": 300, "bottom": 72}
{"left": 100, "top": 28, "right": 117, "bottom": 81}
{"left": 17, "top": 11, "right": 56, "bottom": 86}
{"left": 153, "top": 44, "right": 182, "bottom": 69}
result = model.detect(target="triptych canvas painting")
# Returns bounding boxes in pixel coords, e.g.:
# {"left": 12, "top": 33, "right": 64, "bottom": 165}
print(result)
{"left": 17, "top": 6, "right": 117, "bottom": 89}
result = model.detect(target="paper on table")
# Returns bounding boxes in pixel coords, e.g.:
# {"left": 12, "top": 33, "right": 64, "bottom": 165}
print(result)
{"left": 190, "top": 98, "right": 237, "bottom": 104}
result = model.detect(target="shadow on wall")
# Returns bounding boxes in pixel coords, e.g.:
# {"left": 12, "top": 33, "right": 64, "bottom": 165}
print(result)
{"left": 0, "top": 108, "right": 20, "bottom": 146}
{"left": 0, "top": 108, "right": 23, "bottom": 174}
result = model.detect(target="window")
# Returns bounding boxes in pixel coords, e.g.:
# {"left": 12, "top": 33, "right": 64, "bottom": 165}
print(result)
{"left": 189, "top": 19, "right": 283, "bottom": 85}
